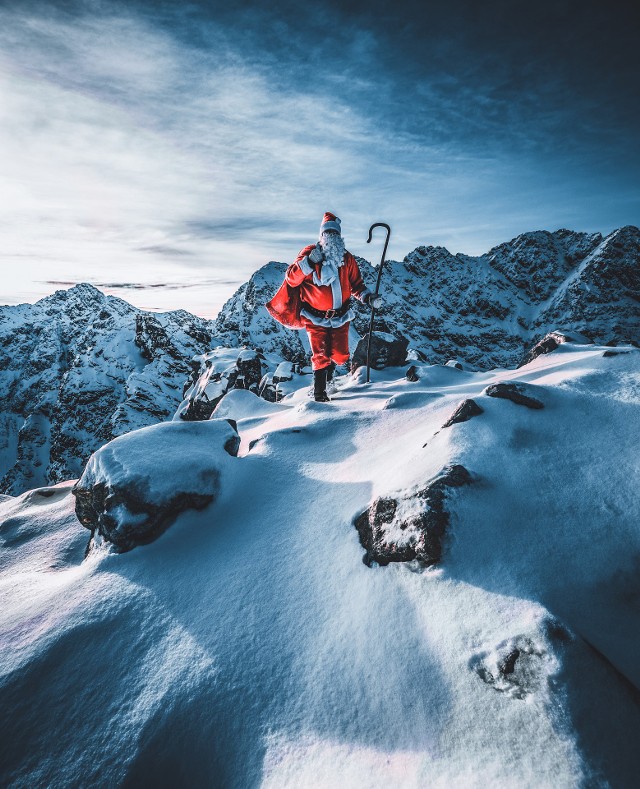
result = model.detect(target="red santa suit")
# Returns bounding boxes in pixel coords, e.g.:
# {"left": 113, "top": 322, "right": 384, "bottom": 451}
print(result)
{"left": 266, "top": 213, "right": 372, "bottom": 370}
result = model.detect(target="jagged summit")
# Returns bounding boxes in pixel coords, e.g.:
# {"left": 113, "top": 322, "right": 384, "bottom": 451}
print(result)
{"left": 1, "top": 226, "right": 637, "bottom": 495}
{"left": 0, "top": 289, "right": 214, "bottom": 494}
{"left": 214, "top": 226, "right": 638, "bottom": 368}
{"left": 484, "top": 229, "right": 603, "bottom": 300}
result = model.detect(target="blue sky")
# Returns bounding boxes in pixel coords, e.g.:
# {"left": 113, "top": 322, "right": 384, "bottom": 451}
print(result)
{"left": 0, "top": 0, "right": 638, "bottom": 317}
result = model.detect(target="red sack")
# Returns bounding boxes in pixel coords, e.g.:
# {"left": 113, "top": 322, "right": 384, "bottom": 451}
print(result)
{"left": 266, "top": 280, "right": 304, "bottom": 329}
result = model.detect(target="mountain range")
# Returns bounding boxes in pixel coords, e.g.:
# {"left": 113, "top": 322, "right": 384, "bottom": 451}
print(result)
{"left": 1, "top": 226, "right": 638, "bottom": 495}
{"left": 215, "top": 226, "right": 639, "bottom": 368}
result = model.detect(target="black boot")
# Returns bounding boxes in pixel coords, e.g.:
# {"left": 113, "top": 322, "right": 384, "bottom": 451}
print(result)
{"left": 326, "top": 361, "right": 337, "bottom": 383}
{"left": 313, "top": 367, "right": 330, "bottom": 402}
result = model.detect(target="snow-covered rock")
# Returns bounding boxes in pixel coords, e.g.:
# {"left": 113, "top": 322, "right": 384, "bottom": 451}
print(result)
{"left": 0, "top": 284, "right": 213, "bottom": 495}
{"left": 73, "top": 419, "right": 239, "bottom": 552}
{"left": 175, "top": 347, "right": 265, "bottom": 421}
{"left": 354, "top": 464, "right": 473, "bottom": 566}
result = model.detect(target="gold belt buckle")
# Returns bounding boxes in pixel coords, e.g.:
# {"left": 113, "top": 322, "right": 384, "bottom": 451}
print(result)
{"left": 325, "top": 309, "right": 336, "bottom": 318}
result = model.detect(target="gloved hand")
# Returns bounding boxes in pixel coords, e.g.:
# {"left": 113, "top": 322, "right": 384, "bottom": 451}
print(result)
{"left": 364, "top": 292, "right": 383, "bottom": 309}
{"left": 308, "top": 244, "right": 325, "bottom": 265}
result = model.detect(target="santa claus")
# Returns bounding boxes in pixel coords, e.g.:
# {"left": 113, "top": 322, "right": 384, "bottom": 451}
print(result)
{"left": 266, "top": 212, "right": 382, "bottom": 401}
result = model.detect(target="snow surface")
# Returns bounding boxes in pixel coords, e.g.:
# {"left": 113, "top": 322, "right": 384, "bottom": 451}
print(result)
{"left": 1, "top": 343, "right": 639, "bottom": 787}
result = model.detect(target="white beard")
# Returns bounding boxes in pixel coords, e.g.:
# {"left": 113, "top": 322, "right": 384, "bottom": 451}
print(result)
{"left": 313, "top": 232, "right": 345, "bottom": 286}
{"left": 319, "top": 232, "right": 345, "bottom": 268}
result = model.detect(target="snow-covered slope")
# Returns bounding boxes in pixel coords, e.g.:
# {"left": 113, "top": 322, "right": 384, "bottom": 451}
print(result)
{"left": 0, "top": 284, "right": 213, "bottom": 495}
{"left": 215, "top": 227, "right": 639, "bottom": 368}
{"left": 1, "top": 342, "right": 639, "bottom": 786}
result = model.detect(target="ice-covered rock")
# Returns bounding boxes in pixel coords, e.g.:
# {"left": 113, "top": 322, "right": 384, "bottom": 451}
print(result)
{"left": 73, "top": 419, "right": 239, "bottom": 552}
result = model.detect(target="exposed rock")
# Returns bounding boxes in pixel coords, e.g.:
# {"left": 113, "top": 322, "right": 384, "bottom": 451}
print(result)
{"left": 603, "top": 349, "right": 632, "bottom": 358}
{"left": 257, "top": 361, "right": 296, "bottom": 402}
{"left": 351, "top": 332, "right": 409, "bottom": 371}
{"left": 519, "top": 331, "right": 575, "bottom": 367}
{"left": 406, "top": 365, "right": 420, "bottom": 382}
{"left": 73, "top": 419, "right": 238, "bottom": 552}
{"left": 272, "top": 361, "right": 295, "bottom": 384}
{"left": 442, "top": 399, "right": 484, "bottom": 428}
{"left": 469, "top": 619, "right": 571, "bottom": 700}
{"left": 354, "top": 464, "right": 473, "bottom": 567}
{"left": 177, "top": 348, "right": 265, "bottom": 421}
{"left": 484, "top": 382, "right": 545, "bottom": 409}
{"left": 445, "top": 360, "right": 464, "bottom": 370}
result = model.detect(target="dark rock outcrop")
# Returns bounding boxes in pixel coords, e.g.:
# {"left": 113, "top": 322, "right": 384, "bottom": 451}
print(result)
{"left": 484, "top": 382, "right": 545, "bottom": 409}
{"left": 351, "top": 332, "right": 409, "bottom": 371}
{"left": 73, "top": 419, "right": 238, "bottom": 552}
{"left": 178, "top": 349, "right": 265, "bottom": 421}
{"left": 519, "top": 331, "right": 576, "bottom": 367}
{"left": 406, "top": 365, "right": 420, "bottom": 382}
{"left": 442, "top": 399, "right": 484, "bottom": 428}
{"left": 354, "top": 464, "right": 473, "bottom": 567}
{"left": 259, "top": 361, "right": 301, "bottom": 402}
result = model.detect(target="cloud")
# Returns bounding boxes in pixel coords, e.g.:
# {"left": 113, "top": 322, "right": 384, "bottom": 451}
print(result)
{"left": 43, "top": 278, "right": 242, "bottom": 290}
{"left": 0, "top": 1, "right": 637, "bottom": 317}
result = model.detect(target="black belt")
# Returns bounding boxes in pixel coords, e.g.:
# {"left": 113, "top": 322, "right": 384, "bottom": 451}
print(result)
{"left": 301, "top": 299, "right": 351, "bottom": 320}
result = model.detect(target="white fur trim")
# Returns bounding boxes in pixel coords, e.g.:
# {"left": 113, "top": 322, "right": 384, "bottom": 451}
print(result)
{"left": 298, "top": 256, "right": 313, "bottom": 276}
{"left": 320, "top": 218, "right": 341, "bottom": 234}
{"left": 330, "top": 277, "right": 343, "bottom": 309}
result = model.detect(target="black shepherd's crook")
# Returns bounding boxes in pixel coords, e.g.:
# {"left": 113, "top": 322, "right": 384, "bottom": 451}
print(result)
{"left": 365, "top": 222, "right": 391, "bottom": 383}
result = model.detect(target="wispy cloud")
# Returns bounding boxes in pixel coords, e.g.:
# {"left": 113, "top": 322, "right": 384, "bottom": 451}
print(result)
{"left": 43, "top": 278, "right": 241, "bottom": 290}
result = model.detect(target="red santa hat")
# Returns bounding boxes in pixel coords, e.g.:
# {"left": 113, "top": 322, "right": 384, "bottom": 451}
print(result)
{"left": 320, "top": 212, "right": 341, "bottom": 235}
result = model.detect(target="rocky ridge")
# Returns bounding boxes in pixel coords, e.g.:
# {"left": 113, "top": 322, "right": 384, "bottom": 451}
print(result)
{"left": 215, "top": 226, "right": 639, "bottom": 368}
{"left": 0, "top": 284, "right": 213, "bottom": 494}
{"left": 1, "top": 225, "right": 637, "bottom": 495}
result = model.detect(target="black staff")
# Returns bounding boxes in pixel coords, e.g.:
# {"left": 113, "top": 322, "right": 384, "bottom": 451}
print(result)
{"left": 365, "top": 222, "right": 391, "bottom": 383}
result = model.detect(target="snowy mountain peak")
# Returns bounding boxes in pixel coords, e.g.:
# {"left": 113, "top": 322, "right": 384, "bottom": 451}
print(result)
{"left": 0, "top": 286, "right": 214, "bottom": 494}
{"left": 214, "top": 226, "right": 637, "bottom": 369}
{"left": 44, "top": 281, "right": 110, "bottom": 307}
{"left": 484, "top": 228, "right": 603, "bottom": 300}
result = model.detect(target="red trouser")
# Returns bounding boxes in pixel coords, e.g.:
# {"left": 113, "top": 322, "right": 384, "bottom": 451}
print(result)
{"left": 303, "top": 319, "right": 350, "bottom": 370}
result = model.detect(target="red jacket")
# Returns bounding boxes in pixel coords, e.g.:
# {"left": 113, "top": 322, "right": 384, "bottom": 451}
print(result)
{"left": 266, "top": 245, "right": 370, "bottom": 329}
